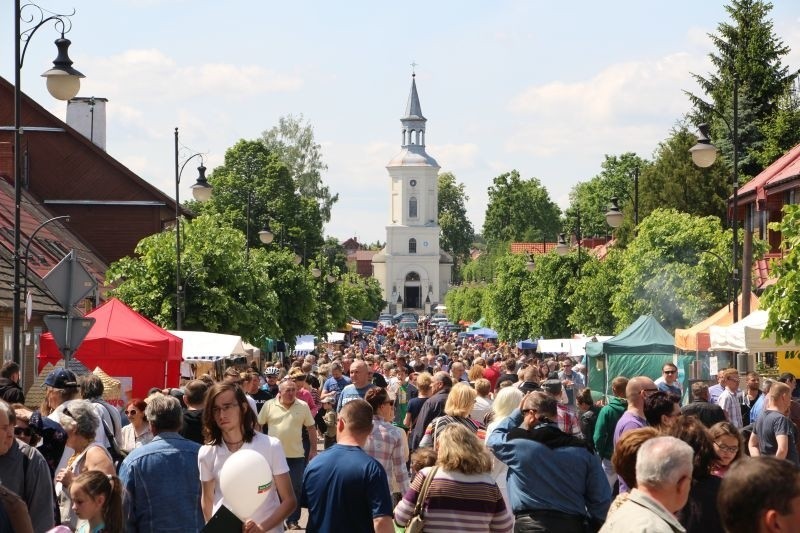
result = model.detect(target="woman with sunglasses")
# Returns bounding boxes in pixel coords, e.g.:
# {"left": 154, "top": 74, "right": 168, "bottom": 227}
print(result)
{"left": 120, "top": 399, "right": 152, "bottom": 453}
{"left": 54, "top": 399, "right": 116, "bottom": 529}
{"left": 363, "top": 387, "right": 410, "bottom": 505}
{"left": 199, "top": 382, "right": 295, "bottom": 532}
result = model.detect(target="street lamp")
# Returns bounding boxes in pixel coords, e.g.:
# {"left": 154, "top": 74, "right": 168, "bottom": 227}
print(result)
{"left": 525, "top": 253, "right": 535, "bottom": 272}
{"left": 604, "top": 166, "right": 639, "bottom": 230}
{"left": 690, "top": 114, "right": 739, "bottom": 323}
{"left": 12, "top": 2, "right": 85, "bottom": 366}
{"left": 174, "top": 127, "right": 212, "bottom": 330}
{"left": 555, "top": 233, "right": 570, "bottom": 256}
{"left": 605, "top": 197, "right": 624, "bottom": 228}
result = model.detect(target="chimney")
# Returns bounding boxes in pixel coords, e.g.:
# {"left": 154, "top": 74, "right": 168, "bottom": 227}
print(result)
{"left": 66, "top": 97, "right": 108, "bottom": 150}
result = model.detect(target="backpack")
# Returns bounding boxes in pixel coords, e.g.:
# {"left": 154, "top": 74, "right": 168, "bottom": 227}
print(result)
{"left": 100, "top": 418, "right": 127, "bottom": 472}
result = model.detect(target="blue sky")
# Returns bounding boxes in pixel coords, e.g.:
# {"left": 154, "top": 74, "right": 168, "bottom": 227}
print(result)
{"left": 3, "top": 1, "right": 800, "bottom": 244}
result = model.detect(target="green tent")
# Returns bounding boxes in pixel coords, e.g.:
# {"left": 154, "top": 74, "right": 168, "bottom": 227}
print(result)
{"left": 468, "top": 318, "right": 485, "bottom": 331}
{"left": 586, "top": 315, "right": 690, "bottom": 399}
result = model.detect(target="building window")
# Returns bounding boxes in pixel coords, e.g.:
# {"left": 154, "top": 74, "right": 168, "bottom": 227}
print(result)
{"left": 409, "top": 197, "right": 418, "bottom": 218}
{"left": 409, "top": 238, "right": 417, "bottom": 254}
{"left": 406, "top": 272, "right": 420, "bottom": 281}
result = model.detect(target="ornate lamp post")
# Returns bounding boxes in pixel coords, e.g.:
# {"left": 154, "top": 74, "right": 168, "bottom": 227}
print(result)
{"left": 174, "top": 127, "right": 212, "bottom": 330}
{"left": 12, "top": 2, "right": 85, "bottom": 365}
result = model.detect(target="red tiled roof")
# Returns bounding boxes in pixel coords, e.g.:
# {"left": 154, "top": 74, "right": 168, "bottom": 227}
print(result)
{"left": 510, "top": 242, "right": 557, "bottom": 255}
{"left": 739, "top": 142, "right": 800, "bottom": 202}
{"left": 355, "top": 250, "right": 378, "bottom": 261}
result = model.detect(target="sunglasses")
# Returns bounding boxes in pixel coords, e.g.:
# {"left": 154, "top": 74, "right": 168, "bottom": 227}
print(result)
{"left": 663, "top": 370, "right": 676, "bottom": 375}
{"left": 14, "top": 427, "right": 32, "bottom": 437}
{"left": 125, "top": 410, "right": 138, "bottom": 416}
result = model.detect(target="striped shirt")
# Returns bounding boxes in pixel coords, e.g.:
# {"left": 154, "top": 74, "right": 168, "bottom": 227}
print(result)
{"left": 363, "top": 416, "right": 410, "bottom": 494}
{"left": 394, "top": 467, "right": 513, "bottom": 532}
{"left": 418, "top": 415, "right": 486, "bottom": 448}
{"left": 718, "top": 388, "right": 744, "bottom": 428}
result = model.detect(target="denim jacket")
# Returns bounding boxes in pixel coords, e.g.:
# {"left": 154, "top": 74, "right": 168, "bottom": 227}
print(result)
{"left": 119, "top": 432, "right": 203, "bottom": 532}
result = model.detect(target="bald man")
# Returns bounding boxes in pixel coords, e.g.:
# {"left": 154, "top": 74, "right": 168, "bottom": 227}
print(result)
{"left": 613, "top": 376, "right": 658, "bottom": 493}
{"left": 336, "top": 360, "right": 375, "bottom": 412}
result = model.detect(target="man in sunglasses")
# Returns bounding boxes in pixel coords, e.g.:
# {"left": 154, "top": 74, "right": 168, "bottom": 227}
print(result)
{"left": 657, "top": 363, "right": 682, "bottom": 398}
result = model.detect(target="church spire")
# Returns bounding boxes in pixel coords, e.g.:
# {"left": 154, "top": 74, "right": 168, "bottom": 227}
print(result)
{"left": 401, "top": 72, "right": 427, "bottom": 148}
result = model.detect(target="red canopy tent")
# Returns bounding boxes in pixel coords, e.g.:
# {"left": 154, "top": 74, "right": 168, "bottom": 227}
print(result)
{"left": 38, "top": 298, "right": 183, "bottom": 400}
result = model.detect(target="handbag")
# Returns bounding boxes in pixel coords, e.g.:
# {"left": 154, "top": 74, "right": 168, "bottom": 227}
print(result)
{"left": 405, "top": 466, "right": 439, "bottom": 533}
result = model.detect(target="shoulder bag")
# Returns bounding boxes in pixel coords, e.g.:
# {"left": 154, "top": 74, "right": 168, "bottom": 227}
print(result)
{"left": 405, "top": 466, "right": 439, "bottom": 533}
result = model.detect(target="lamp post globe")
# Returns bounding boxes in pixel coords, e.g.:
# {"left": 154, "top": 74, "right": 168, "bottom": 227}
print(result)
{"left": 689, "top": 123, "right": 718, "bottom": 168}
{"left": 311, "top": 267, "right": 321, "bottom": 278}
{"left": 605, "top": 197, "right": 624, "bottom": 228}
{"left": 190, "top": 164, "right": 213, "bottom": 202}
{"left": 326, "top": 274, "right": 336, "bottom": 283}
{"left": 41, "top": 37, "right": 84, "bottom": 101}
{"left": 555, "top": 233, "right": 570, "bottom": 256}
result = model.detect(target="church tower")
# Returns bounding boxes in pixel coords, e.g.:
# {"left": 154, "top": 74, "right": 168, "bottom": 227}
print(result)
{"left": 372, "top": 74, "right": 452, "bottom": 313}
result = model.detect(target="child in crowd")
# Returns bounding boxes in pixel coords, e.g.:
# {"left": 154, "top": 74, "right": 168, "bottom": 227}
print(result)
{"left": 69, "top": 471, "right": 123, "bottom": 533}
{"left": 409, "top": 447, "right": 437, "bottom": 476}
{"left": 710, "top": 421, "right": 744, "bottom": 478}
{"left": 321, "top": 397, "right": 338, "bottom": 449}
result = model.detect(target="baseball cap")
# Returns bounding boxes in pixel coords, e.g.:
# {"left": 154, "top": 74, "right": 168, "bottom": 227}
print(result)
{"left": 44, "top": 368, "right": 78, "bottom": 389}
{"left": 541, "top": 379, "right": 563, "bottom": 395}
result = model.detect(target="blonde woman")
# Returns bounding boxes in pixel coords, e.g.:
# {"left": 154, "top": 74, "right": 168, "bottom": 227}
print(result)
{"left": 485, "top": 386, "right": 523, "bottom": 511}
{"left": 418, "top": 383, "right": 485, "bottom": 447}
{"left": 394, "top": 424, "right": 513, "bottom": 532}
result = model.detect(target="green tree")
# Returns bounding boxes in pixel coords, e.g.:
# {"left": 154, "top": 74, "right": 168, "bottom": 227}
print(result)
{"left": 521, "top": 252, "right": 587, "bottom": 338}
{"left": 340, "top": 272, "right": 385, "bottom": 321}
{"left": 485, "top": 254, "right": 533, "bottom": 341}
{"left": 261, "top": 114, "right": 339, "bottom": 222}
{"left": 483, "top": 171, "right": 561, "bottom": 247}
{"left": 611, "top": 209, "right": 732, "bottom": 332}
{"left": 687, "top": 0, "right": 799, "bottom": 178}
{"left": 200, "top": 139, "right": 324, "bottom": 260}
{"left": 637, "top": 124, "right": 730, "bottom": 227}
{"left": 445, "top": 284, "right": 487, "bottom": 323}
{"left": 568, "top": 250, "right": 622, "bottom": 335}
{"left": 568, "top": 153, "right": 648, "bottom": 240}
{"left": 438, "top": 172, "right": 474, "bottom": 271}
{"left": 262, "top": 247, "right": 319, "bottom": 341}
{"left": 106, "top": 215, "right": 280, "bottom": 343}
{"left": 755, "top": 84, "right": 800, "bottom": 168}
{"left": 762, "top": 205, "right": 800, "bottom": 343}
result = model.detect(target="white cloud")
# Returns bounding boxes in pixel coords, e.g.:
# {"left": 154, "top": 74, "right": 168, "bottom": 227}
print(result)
{"left": 505, "top": 52, "right": 711, "bottom": 160}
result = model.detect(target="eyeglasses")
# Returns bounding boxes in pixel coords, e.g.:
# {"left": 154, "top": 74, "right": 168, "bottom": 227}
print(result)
{"left": 125, "top": 410, "right": 138, "bottom": 416}
{"left": 663, "top": 370, "right": 677, "bottom": 375}
{"left": 212, "top": 402, "right": 238, "bottom": 415}
{"left": 642, "top": 388, "right": 659, "bottom": 394}
{"left": 14, "top": 427, "right": 32, "bottom": 437}
{"left": 714, "top": 442, "right": 739, "bottom": 454}
{"left": 728, "top": 377, "right": 740, "bottom": 383}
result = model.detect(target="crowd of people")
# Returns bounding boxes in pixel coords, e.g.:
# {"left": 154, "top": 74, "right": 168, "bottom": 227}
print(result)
{"left": 1, "top": 318, "right": 800, "bottom": 532}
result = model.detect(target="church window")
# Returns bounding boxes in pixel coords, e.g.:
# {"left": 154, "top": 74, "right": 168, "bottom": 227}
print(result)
{"left": 409, "top": 197, "right": 418, "bottom": 218}
{"left": 406, "top": 272, "right": 420, "bottom": 281}
{"left": 409, "top": 238, "right": 417, "bottom": 254}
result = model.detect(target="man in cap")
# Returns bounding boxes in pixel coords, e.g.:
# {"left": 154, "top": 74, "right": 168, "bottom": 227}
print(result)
{"left": 542, "top": 379, "right": 581, "bottom": 438}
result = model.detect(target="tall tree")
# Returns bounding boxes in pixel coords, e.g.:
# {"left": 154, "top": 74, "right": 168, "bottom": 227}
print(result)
{"left": 438, "top": 172, "right": 474, "bottom": 269}
{"left": 483, "top": 170, "right": 561, "bottom": 247}
{"left": 637, "top": 124, "right": 730, "bottom": 228}
{"left": 106, "top": 215, "right": 281, "bottom": 343}
{"left": 199, "top": 139, "right": 324, "bottom": 260}
{"left": 568, "top": 251, "right": 622, "bottom": 335}
{"left": 261, "top": 114, "right": 339, "bottom": 222}
{"left": 687, "top": 0, "right": 799, "bottom": 178}
{"left": 611, "top": 209, "right": 732, "bottom": 332}
{"left": 567, "top": 153, "right": 648, "bottom": 241}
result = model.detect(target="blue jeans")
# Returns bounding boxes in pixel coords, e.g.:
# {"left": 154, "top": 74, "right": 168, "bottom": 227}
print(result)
{"left": 286, "top": 457, "right": 306, "bottom": 524}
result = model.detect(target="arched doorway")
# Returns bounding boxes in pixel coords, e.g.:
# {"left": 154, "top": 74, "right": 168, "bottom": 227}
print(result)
{"left": 404, "top": 271, "right": 421, "bottom": 309}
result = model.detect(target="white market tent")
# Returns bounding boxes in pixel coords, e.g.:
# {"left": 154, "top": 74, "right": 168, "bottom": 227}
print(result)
{"left": 708, "top": 310, "right": 768, "bottom": 353}
{"left": 168, "top": 330, "right": 248, "bottom": 362}
{"left": 538, "top": 336, "right": 612, "bottom": 357}
{"left": 293, "top": 335, "right": 316, "bottom": 355}
{"left": 744, "top": 317, "right": 800, "bottom": 353}
{"left": 326, "top": 332, "right": 346, "bottom": 343}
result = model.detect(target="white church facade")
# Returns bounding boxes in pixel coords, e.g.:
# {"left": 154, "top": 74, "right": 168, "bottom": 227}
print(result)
{"left": 372, "top": 75, "right": 452, "bottom": 314}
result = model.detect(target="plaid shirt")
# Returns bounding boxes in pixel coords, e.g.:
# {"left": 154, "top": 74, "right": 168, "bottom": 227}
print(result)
{"left": 557, "top": 403, "right": 582, "bottom": 438}
{"left": 363, "top": 416, "right": 410, "bottom": 494}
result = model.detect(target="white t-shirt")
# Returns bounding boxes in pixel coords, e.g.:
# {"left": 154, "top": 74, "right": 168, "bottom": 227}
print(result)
{"left": 198, "top": 432, "right": 290, "bottom": 531}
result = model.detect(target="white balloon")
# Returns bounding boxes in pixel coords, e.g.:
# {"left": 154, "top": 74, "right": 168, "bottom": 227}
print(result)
{"left": 219, "top": 449, "right": 273, "bottom": 520}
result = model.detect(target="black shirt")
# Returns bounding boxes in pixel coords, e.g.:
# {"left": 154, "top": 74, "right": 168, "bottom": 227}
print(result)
{"left": 180, "top": 409, "right": 205, "bottom": 444}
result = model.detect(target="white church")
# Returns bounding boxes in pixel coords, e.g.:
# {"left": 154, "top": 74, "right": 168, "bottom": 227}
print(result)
{"left": 372, "top": 74, "right": 453, "bottom": 314}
